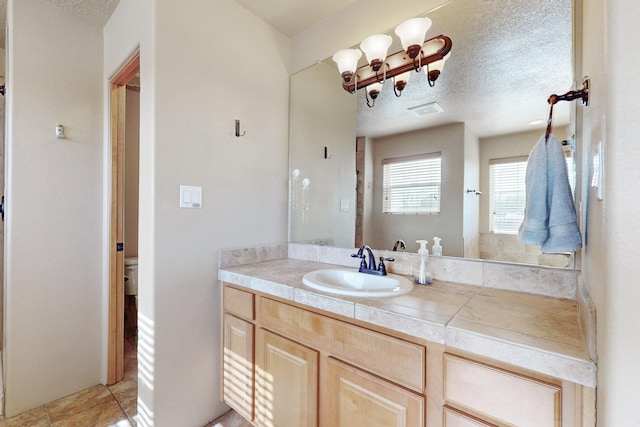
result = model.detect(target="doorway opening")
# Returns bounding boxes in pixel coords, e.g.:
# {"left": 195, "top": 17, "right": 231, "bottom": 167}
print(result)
{"left": 108, "top": 50, "right": 140, "bottom": 385}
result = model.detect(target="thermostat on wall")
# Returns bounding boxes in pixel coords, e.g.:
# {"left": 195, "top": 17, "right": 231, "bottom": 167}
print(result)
{"left": 180, "top": 185, "right": 202, "bottom": 208}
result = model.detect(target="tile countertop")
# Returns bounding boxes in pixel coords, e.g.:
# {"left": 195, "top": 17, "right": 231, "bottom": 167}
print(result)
{"left": 218, "top": 258, "right": 596, "bottom": 388}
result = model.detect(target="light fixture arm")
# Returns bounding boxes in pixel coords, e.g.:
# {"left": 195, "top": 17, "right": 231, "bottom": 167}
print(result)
{"left": 374, "top": 62, "right": 388, "bottom": 84}
{"left": 412, "top": 50, "right": 424, "bottom": 72}
{"left": 341, "top": 34, "right": 452, "bottom": 93}
{"left": 365, "top": 89, "right": 375, "bottom": 107}
{"left": 347, "top": 73, "right": 358, "bottom": 94}
{"left": 426, "top": 63, "right": 435, "bottom": 87}
{"left": 393, "top": 79, "right": 405, "bottom": 97}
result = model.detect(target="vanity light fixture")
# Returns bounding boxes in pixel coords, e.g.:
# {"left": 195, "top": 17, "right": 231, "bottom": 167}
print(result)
{"left": 332, "top": 16, "right": 452, "bottom": 107}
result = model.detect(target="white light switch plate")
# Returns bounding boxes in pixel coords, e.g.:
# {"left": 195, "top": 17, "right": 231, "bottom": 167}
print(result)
{"left": 340, "top": 198, "right": 349, "bottom": 212}
{"left": 591, "top": 141, "right": 604, "bottom": 201}
{"left": 180, "top": 185, "right": 202, "bottom": 208}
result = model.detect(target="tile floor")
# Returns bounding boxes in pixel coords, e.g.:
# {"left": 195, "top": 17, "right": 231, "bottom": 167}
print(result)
{"left": 0, "top": 297, "right": 246, "bottom": 427}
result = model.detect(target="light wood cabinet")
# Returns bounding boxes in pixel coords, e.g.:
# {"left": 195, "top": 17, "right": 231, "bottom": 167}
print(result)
{"left": 224, "top": 286, "right": 255, "bottom": 321}
{"left": 255, "top": 329, "right": 318, "bottom": 427}
{"left": 258, "top": 296, "right": 425, "bottom": 393}
{"left": 221, "top": 283, "right": 592, "bottom": 427}
{"left": 444, "top": 353, "right": 561, "bottom": 427}
{"left": 323, "top": 357, "right": 425, "bottom": 427}
{"left": 443, "top": 406, "right": 495, "bottom": 427}
{"left": 222, "top": 313, "right": 254, "bottom": 421}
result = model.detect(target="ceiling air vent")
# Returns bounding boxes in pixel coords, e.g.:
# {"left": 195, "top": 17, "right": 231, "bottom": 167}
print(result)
{"left": 408, "top": 101, "right": 444, "bottom": 117}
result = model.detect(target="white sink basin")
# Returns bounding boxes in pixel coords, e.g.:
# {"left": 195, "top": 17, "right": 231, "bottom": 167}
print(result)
{"left": 302, "top": 268, "right": 413, "bottom": 297}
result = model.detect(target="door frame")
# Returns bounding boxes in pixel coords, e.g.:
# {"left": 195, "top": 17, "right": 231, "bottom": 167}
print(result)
{"left": 108, "top": 49, "right": 140, "bottom": 385}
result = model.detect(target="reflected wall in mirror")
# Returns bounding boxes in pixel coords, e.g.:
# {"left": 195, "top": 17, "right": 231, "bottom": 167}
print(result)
{"left": 289, "top": 0, "right": 578, "bottom": 269}
{"left": 289, "top": 61, "right": 357, "bottom": 248}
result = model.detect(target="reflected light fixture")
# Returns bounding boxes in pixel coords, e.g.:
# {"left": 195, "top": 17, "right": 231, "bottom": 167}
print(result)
{"left": 332, "top": 16, "right": 452, "bottom": 107}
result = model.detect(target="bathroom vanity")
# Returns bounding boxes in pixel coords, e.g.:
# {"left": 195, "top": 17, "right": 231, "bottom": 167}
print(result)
{"left": 218, "top": 251, "right": 596, "bottom": 427}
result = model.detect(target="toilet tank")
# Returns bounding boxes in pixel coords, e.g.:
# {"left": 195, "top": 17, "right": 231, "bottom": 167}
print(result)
{"left": 124, "top": 257, "right": 138, "bottom": 295}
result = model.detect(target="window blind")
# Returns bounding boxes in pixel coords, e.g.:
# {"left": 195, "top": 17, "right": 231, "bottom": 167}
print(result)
{"left": 489, "top": 152, "right": 575, "bottom": 234}
{"left": 382, "top": 153, "right": 441, "bottom": 214}
{"left": 490, "top": 157, "right": 527, "bottom": 234}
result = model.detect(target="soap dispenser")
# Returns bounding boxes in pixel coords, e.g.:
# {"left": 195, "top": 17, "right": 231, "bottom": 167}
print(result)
{"left": 432, "top": 237, "right": 442, "bottom": 256}
{"left": 414, "top": 240, "right": 433, "bottom": 285}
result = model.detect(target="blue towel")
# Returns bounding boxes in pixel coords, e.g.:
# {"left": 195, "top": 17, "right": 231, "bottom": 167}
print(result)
{"left": 518, "top": 134, "right": 582, "bottom": 253}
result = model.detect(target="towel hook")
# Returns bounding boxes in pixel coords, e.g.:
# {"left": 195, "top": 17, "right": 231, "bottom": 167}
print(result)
{"left": 545, "top": 77, "right": 590, "bottom": 142}
{"left": 235, "top": 119, "right": 246, "bottom": 137}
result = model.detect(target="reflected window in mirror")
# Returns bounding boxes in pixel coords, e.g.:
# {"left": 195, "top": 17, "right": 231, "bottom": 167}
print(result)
{"left": 382, "top": 152, "right": 441, "bottom": 214}
{"left": 489, "top": 148, "right": 576, "bottom": 235}
{"left": 489, "top": 157, "right": 527, "bottom": 234}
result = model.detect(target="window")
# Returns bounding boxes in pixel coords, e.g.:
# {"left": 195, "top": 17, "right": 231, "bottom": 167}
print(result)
{"left": 382, "top": 153, "right": 441, "bottom": 214}
{"left": 490, "top": 157, "right": 527, "bottom": 234}
{"left": 490, "top": 150, "right": 575, "bottom": 234}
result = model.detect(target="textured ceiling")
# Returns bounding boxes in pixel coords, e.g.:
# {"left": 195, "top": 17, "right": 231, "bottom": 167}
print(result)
{"left": 0, "top": 0, "right": 119, "bottom": 48}
{"left": 353, "top": 0, "right": 574, "bottom": 138}
{"left": 44, "top": 0, "right": 120, "bottom": 26}
{"left": 238, "top": 0, "right": 575, "bottom": 139}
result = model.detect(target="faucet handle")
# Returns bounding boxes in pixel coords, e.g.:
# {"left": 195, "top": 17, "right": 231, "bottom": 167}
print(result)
{"left": 351, "top": 252, "right": 367, "bottom": 269}
{"left": 378, "top": 257, "right": 394, "bottom": 275}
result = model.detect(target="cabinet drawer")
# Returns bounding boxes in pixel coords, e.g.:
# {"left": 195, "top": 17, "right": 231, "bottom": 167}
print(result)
{"left": 259, "top": 297, "right": 425, "bottom": 393}
{"left": 444, "top": 354, "right": 561, "bottom": 427}
{"left": 224, "top": 284, "right": 254, "bottom": 320}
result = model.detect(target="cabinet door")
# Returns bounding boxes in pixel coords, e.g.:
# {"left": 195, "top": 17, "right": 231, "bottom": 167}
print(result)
{"left": 223, "top": 313, "right": 254, "bottom": 421}
{"left": 444, "top": 406, "right": 496, "bottom": 427}
{"left": 323, "top": 357, "right": 425, "bottom": 427}
{"left": 255, "top": 329, "right": 318, "bottom": 427}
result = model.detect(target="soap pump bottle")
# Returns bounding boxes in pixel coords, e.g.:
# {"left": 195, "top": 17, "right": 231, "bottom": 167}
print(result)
{"left": 432, "top": 237, "right": 442, "bottom": 256}
{"left": 414, "top": 240, "right": 433, "bottom": 285}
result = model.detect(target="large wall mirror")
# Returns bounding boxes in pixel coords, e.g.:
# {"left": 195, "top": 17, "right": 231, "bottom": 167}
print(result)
{"left": 289, "top": 0, "right": 579, "bottom": 269}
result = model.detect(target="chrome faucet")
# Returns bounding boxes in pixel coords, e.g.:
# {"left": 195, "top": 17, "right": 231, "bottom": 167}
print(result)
{"left": 392, "top": 239, "right": 406, "bottom": 251}
{"left": 351, "top": 245, "right": 394, "bottom": 276}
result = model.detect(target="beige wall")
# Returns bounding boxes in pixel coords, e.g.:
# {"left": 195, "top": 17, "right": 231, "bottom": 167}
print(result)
{"left": 4, "top": 0, "right": 104, "bottom": 415}
{"left": 103, "top": 1, "right": 155, "bottom": 422}
{"left": 368, "top": 123, "right": 466, "bottom": 255}
{"left": 289, "top": 61, "right": 357, "bottom": 247}
{"left": 3, "top": 0, "right": 290, "bottom": 425}
{"left": 581, "top": 0, "right": 640, "bottom": 424}
{"left": 111, "top": 1, "right": 290, "bottom": 425}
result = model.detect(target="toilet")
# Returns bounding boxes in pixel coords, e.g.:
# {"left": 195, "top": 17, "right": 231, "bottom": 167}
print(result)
{"left": 124, "top": 257, "right": 138, "bottom": 308}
